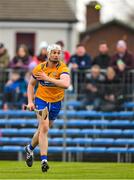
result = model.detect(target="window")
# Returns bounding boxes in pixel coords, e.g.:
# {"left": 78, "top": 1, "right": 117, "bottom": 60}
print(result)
{"left": 16, "top": 33, "right": 35, "bottom": 56}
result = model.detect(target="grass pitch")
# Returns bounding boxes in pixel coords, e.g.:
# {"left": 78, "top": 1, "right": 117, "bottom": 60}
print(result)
{"left": 0, "top": 161, "right": 134, "bottom": 179}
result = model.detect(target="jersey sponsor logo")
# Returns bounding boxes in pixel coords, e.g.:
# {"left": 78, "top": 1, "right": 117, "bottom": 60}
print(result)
{"left": 39, "top": 80, "right": 56, "bottom": 87}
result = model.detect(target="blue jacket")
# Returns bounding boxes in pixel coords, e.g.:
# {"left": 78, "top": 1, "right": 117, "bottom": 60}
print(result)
{"left": 69, "top": 53, "right": 92, "bottom": 69}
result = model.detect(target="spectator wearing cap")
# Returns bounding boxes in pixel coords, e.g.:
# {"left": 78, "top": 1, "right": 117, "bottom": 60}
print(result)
{"left": 37, "top": 41, "right": 48, "bottom": 63}
{"left": 0, "top": 43, "right": 9, "bottom": 69}
{"left": 29, "top": 41, "right": 48, "bottom": 70}
{"left": 92, "top": 42, "right": 111, "bottom": 69}
{"left": 110, "top": 40, "right": 134, "bottom": 75}
{"left": 56, "top": 40, "right": 71, "bottom": 65}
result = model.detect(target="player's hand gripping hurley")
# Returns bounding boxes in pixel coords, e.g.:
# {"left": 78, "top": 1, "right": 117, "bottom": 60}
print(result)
{"left": 24, "top": 105, "right": 48, "bottom": 120}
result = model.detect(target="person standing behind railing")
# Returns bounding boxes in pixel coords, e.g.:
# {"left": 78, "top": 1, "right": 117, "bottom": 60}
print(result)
{"left": 110, "top": 40, "right": 134, "bottom": 99}
{"left": 2, "top": 71, "right": 27, "bottom": 110}
{"left": 0, "top": 43, "right": 10, "bottom": 95}
{"left": 110, "top": 40, "right": 134, "bottom": 77}
{"left": 28, "top": 41, "right": 48, "bottom": 71}
{"left": 92, "top": 42, "right": 111, "bottom": 69}
{"left": 9, "top": 44, "right": 32, "bottom": 70}
{"left": 0, "top": 43, "right": 9, "bottom": 69}
{"left": 69, "top": 44, "right": 92, "bottom": 98}
{"left": 37, "top": 41, "right": 48, "bottom": 63}
{"left": 69, "top": 44, "right": 92, "bottom": 70}
{"left": 83, "top": 65, "right": 105, "bottom": 111}
{"left": 104, "top": 67, "right": 120, "bottom": 101}
{"left": 102, "top": 67, "right": 123, "bottom": 111}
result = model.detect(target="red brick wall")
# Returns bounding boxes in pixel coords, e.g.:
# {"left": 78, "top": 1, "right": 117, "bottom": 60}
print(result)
{"left": 86, "top": 5, "right": 100, "bottom": 28}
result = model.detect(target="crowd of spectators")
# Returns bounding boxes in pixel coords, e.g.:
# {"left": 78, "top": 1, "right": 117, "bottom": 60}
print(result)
{"left": 69, "top": 40, "right": 134, "bottom": 110}
{"left": 0, "top": 39, "right": 134, "bottom": 110}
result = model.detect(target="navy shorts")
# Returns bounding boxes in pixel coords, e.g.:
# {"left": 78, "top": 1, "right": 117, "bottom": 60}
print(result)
{"left": 35, "top": 97, "right": 61, "bottom": 121}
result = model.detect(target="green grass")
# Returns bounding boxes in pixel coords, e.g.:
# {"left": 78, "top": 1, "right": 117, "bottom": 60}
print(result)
{"left": 0, "top": 161, "right": 134, "bottom": 179}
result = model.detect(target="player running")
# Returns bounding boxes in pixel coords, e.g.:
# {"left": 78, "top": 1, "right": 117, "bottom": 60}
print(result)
{"left": 24, "top": 44, "right": 70, "bottom": 172}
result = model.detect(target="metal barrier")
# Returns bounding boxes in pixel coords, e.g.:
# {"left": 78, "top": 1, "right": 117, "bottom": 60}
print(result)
{"left": 0, "top": 68, "right": 28, "bottom": 93}
{"left": 0, "top": 68, "right": 30, "bottom": 109}
{"left": 0, "top": 68, "right": 134, "bottom": 162}
{"left": 69, "top": 69, "right": 134, "bottom": 101}
{"left": 0, "top": 68, "right": 134, "bottom": 109}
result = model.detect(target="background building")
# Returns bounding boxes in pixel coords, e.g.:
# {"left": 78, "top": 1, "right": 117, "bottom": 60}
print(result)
{"left": 0, "top": 0, "right": 77, "bottom": 57}
{"left": 80, "top": 1, "right": 134, "bottom": 57}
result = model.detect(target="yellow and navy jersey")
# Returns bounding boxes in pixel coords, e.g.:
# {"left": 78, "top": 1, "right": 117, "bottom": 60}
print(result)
{"left": 32, "top": 60, "right": 70, "bottom": 102}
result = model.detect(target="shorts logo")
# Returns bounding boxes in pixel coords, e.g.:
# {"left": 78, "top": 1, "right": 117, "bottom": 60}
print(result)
{"left": 39, "top": 80, "right": 56, "bottom": 87}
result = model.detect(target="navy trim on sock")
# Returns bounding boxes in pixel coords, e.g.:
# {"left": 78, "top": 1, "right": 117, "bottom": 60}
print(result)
{"left": 41, "top": 155, "right": 47, "bottom": 161}
{"left": 29, "top": 144, "right": 34, "bottom": 151}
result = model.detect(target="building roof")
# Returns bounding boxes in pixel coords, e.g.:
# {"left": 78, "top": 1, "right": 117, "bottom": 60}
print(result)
{"left": 0, "top": 0, "right": 77, "bottom": 23}
{"left": 81, "top": 19, "right": 134, "bottom": 36}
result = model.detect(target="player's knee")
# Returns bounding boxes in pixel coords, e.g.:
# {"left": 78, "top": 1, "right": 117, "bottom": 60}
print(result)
{"left": 41, "top": 125, "right": 49, "bottom": 133}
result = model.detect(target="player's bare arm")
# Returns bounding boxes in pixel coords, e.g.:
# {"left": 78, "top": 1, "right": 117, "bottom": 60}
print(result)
{"left": 35, "top": 71, "right": 70, "bottom": 89}
{"left": 27, "top": 76, "right": 37, "bottom": 110}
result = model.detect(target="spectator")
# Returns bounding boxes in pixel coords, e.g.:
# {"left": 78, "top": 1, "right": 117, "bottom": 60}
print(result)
{"left": 56, "top": 40, "right": 71, "bottom": 65}
{"left": 83, "top": 65, "right": 105, "bottom": 110}
{"left": 104, "top": 67, "right": 121, "bottom": 102}
{"left": 69, "top": 44, "right": 92, "bottom": 70}
{"left": 9, "top": 44, "right": 32, "bottom": 70}
{"left": 28, "top": 55, "right": 39, "bottom": 71}
{"left": 37, "top": 41, "right": 48, "bottom": 63}
{"left": 110, "top": 40, "right": 134, "bottom": 99}
{"left": 29, "top": 41, "right": 48, "bottom": 71}
{"left": 92, "top": 42, "right": 111, "bottom": 69}
{"left": 102, "top": 67, "right": 123, "bottom": 111}
{"left": 69, "top": 44, "right": 92, "bottom": 97}
{"left": 3, "top": 71, "right": 27, "bottom": 110}
{"left": 110, "top": 40, "right": 134, "bottom": 75}
{"left": 0, "top": 43, "right": 9, "bottom": 69}
{"left": 0, "top": 43, "right": 10, "bottom": 94}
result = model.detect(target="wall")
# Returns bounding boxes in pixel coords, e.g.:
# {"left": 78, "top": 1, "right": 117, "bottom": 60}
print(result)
{"left": 0, "top": 22, "right": 78, "bottom": 59}
{"left": 80, "top": 25, "right": 134, "bottom": 58}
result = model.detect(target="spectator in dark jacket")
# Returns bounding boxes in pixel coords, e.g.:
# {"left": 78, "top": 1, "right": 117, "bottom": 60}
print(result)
{"left": 110, "top": 40, "right": 134, "bottom": 75}
{"left": 3, "top": 71, "right": 27, "bottom": 110}
{"left": 102, "top": 67, "right": 124, "bottom": 111}
{"left": 110, "top": 40, "right": 134, "bottom": 97}
{"left": 92, "top": 42, "right": 111, "bottom": 69}
{"left": 69, "top": 44, "right": 92, "bottom": 70}
{"left": 83, "top": 65, "right": 105, "bottom": 110}
{"left": 69, "top": 44, "right": 92, "bottom": 97}
{"left": 104, "top": 67, "right": 121, "bottom": 102}
{"left": 9, "top": 44, "right": 32, "bottom": 70}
